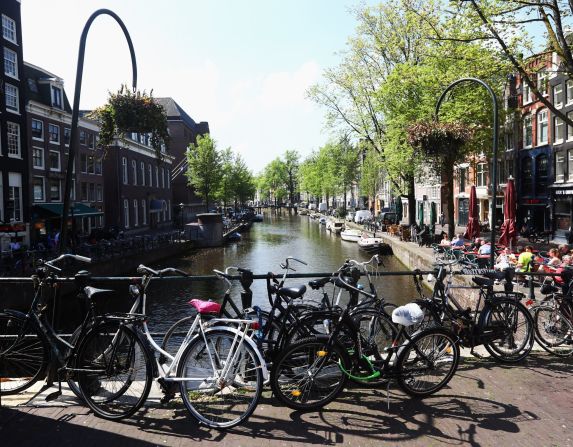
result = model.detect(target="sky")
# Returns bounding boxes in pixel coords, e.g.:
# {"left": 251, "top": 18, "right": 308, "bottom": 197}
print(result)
{"left": 20, "top": 0, "right": 374, "bottom": 173}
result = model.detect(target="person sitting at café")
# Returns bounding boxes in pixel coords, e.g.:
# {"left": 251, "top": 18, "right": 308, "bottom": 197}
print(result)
{"left": 440, "top": 234, "right": 451, "bottom": 246}
{"left": 470, "top": 237, "right": 481, "bottom": 251}
{"left": 546, "top": 248, "right": 561, "bottom": 267}
{"left": 516, "top": 245, "right": 535, "bottom": 272}
{"left": 558, "top": 243, "right": 570, "bottom": 258}
{"left": 478, "top": 240, "right": 492, "bottom": 255}
{"left": 451, "top": 233, "right": 465, "bottom": 248}
{"left": 495, "top": 248, "right": 512, "bottom": 271}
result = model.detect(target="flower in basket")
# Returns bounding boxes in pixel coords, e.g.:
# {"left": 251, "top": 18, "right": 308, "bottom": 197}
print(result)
{"left": 89, "top": 85, "right": 169, "bottom": 157}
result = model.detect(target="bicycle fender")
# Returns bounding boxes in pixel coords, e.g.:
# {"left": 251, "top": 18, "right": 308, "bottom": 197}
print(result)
{"left": 204, "top": 326, "right": 269, "bottom": 380}
{"left": 2, "top": 309, "right": 28, "bottom": 320}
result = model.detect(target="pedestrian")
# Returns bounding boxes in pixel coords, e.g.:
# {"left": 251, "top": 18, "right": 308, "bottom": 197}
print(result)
{"left": 478, "top": 240, "right": 492, "bottom": 255}
{"left": 439, "top": 212, "right": 445, "bottom": 226}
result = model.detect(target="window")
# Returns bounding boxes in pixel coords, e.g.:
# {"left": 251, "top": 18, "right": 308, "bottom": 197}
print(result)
{"left": 569, "top": 151, "right": 573, "bottom": 182}
{"left": 132, "top": 160, "right": 137, "bottom": 185}
{"left": 2, "top": 15, "right": 17, "bottom": 43}
{"left": 79, "top": 130, "right": 87, "bottom": 145}
{"left": 554, "top": 84, "right": 564, "bottom": 108}
{"left": 459, "top": 167, "right": 466, "bottom": 192}
{"left": 555, "top": 117, "right": 565, "bottom": 144}
{"left": 96, "top": 184, "right": 103, "bottom": 202}
{"left": 168, "top": 200, "right": 171, "bottom": 221}
{"left": 88, "top": 183, "right": 95, "bottom": 202}
{"left": 122, "top": 157, "right": 128, "bottom": 184}
{"left": 81, "top": 182, "right": 88, "bottom": 201}
{"left": 142, "top": 199, "right": 147, "bottom": 225}
{"left": 506, "top": 159, "right": 514, "bottom": 180}
{"left": 161, "top": 168, "right": 165, "bottom": 188}
{"left": 536, "top": 154, "right": 549, "bottom": 194}
{"left": 148, "top": 164, "right": 152, "bottom": 186}
{"left": 88, "top": 133, "right": 95, "bottom": 149}
{"left": 537, "top": 109, "right": 548, "bottom": 145}
{"left": 95, "top": 158, "right": 102, "bottom": 175}
{"left": 33, "top": 147, "right": 44, "bottom": 169}
{"left": 166, "top": 169, "right": 170, "bottom": 188}
{"left": 524, "top": 115, "right": 533, "bottom": 148}
{"left": 476, "top": 163, "right": 487, "bottom": 187}
{"left": 49, "top": 179, "right": 61, "bottom": 201}
{"left": 33, "top": 177, "right": 45, "bottom": 202}
{"left": 32, "top": 119, "right": 44, "bottom": 140}
{"left": 155, "top": 166, "right": 159, "bottom": 187}
{"left": 140, "top": 162, "right": 145, "bottom": 186}
{"left": 538, "top": 70, "right": 548, "bottom": 96}
{"left": 49, "top": 150, "right": 60, "bottom": 171}
{"left": 80, "top": 153, "right": 88, "bottom": 173}
{"left": 498, "top": 160, "right": 507, "bottom": 184}
{"left": 133, "top": 199, "right": 138, "bottom": 227}
{"left": 7, "top": 122, "right": 20, "bottom": 157}
{"left": 4, "top": 47, "right": 17, "bottom": 78}
{"left": 123, "top": 199, "right": 129, "bottom": 228}
{"left": 48, "top": 124, "right": 60, "bottom": 144}
{"left": 7, "top": 173, "right": 22, "bottom": 222}
{"left": 64, "top": 128, "right": 71, "bottom": 146}
{"left": 568, "top": 80, "right": 573, "bottom": 105}
{"left": 5, "top": 83, "right": 18, "bottom": 112}
{"left": 522, "top": 157, "right": 533, "bottom": 194}
{"left": 51, "top": 86, "right": 62, "bottom": 109}
{"left": 506, "top": 132, "right": 514, "bottom": 151}
{"left": 87, "top": 155, "right": 94, "bottom": 174}
{"left": 523, "top": 81, "right": 531, "bottom": 104}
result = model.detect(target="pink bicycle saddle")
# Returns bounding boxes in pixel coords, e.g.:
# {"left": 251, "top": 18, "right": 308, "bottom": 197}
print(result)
{"left": 188, "top": 299, "right": 221, "bottom": 314}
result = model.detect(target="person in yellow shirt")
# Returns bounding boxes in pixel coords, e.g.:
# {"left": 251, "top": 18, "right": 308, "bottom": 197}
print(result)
{"left": 516, "top": 246, "right": 535, "bottom": 272}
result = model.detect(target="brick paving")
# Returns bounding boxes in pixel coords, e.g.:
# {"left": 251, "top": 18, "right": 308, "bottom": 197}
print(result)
{"left": 1, "top": 352, "right": 572, "bottom": 447}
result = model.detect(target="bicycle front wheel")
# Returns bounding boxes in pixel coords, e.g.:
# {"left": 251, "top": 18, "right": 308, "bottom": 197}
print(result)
{"left": 0, "top": 312, "right": 49, "bottom": 395}
{"left": 482, "top": 299, "right": 534, "bottom": 362}
{"left": 396, "top": 327, "right": 460, "bottom": 398}
{"left": 178, "top": 329, "right": 264, "bottom": 429}
{"left": 533, "top": 305, "right": 573, "bottom": 357}
{"left": 76, "top": 321, "right": 153, "bottom": 420}
{"left": 270, "top": 337, "right": 349, "bottom": 411}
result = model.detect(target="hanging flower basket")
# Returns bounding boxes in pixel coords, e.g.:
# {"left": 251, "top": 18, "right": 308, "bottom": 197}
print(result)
{"left": 407, "top": 120, "right": 473, "bottom": 157}
{"left": 89, "top": 86, "right": 169, "bottom": 155}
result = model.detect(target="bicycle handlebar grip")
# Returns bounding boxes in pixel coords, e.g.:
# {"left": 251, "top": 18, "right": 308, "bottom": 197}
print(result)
{"left": 73, "top": 255, "right": 92, "bottom": 263}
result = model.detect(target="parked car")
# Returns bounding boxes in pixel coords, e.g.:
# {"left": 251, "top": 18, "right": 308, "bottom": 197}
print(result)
{"left": 318, "top": 202, "right": 328, "bottom": 213}
{"left": 346, "top": 211, "right": 355, "bottom": 222}
{"left": 354, "top": 210, "right": 372, "bottom": 224}
{"left": 308, "top": 203, "right": 317, "bottom": 211}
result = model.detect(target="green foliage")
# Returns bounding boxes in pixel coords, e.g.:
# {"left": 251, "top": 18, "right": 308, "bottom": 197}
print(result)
{"left": 90, "top": 85, "right": 169, "bottom": 156}
{"left": 186, "top": 135, "right": 222, "bottom": 210}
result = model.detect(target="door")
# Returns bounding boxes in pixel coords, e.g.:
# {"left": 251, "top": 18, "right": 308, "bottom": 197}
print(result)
{"left": 458, "top": 198, "right": 469, "bottom": 226}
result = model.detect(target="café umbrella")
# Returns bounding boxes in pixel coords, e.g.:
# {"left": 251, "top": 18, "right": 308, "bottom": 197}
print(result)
{"left": 498, "top": 178, "right": 518, "bottom": 249}
{"left": 463, "top": 185, "right": 480, "bottom": 240}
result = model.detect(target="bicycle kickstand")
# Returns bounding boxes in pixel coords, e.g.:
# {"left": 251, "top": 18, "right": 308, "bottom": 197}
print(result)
{"left": 45, "top": 379, "right": 62, "bottom": 401}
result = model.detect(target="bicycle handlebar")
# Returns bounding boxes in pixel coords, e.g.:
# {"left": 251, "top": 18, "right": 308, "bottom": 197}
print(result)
{"left": 335, "top": 271, "right": 376, "bottom": 299}
{"left": 42, "top": 253, "right": 92, "bottom": 272}
{"left": 136, "top": 264, "right": 189, "bottom": 277}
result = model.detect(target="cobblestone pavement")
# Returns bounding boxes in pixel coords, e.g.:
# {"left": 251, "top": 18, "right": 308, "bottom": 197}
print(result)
{"left": 1, "top": 352, "right": 571, "bottom": 447}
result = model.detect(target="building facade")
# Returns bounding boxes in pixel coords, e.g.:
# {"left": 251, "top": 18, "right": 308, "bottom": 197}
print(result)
{"left": 24, "top": 62, "right": 104, "bottom": 244}
{"left": 102, "top": 135, "right": 174, "bottom": 235}
{"left": 155, "top": 97, "right": 209, "bottom": 224}
{"left": 0, "top": 0, "right": 28, "bottom": 249}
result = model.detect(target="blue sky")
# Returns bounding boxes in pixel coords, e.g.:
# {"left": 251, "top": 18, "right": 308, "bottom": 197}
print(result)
{"left": 21, "top": 0, "right": 373, "bottom": 173}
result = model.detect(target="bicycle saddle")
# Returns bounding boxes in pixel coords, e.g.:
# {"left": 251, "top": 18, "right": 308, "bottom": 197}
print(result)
{"left": 188, "top": 299, "right": 221, "bottom": 314}
{"left": 472, "top": 276, "right": 494, "bottom": 288}
{"left": 83, "top": 286, "right": 115, "bottom": 300}
{"left": 278, "top": 285, "right": 307, "bottom": 299}
{"left": 308, "top": 277, "right": 330, "bottom": 290}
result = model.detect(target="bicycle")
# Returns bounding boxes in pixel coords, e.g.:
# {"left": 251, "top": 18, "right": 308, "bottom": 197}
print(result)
{"left": 413, "top": 259, "right": 534, "bottom": 362}
{"left": 270, "top": 264, "right": 460, "bottom": 411}
{"left": 0, "top": 254, "right": 152, "bottom": 421}
{"left": 91, "top": 264, "right": 267, "bottom": 429}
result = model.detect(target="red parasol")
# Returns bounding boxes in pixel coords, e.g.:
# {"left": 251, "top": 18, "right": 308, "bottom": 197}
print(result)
{"left": 498, "top": 178, "right": 518, "bottom": 248}
{"left": 463, "top": 185, "right": 480, "bottom": 240}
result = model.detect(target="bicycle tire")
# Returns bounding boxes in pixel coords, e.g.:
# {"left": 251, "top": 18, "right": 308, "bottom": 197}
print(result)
{"left": 482, "top": 299, "right": 534, "bottom": 362}
{"left": 66, "top": 325, "right": 86, "bottom": 399}
{"left": 270, "top": 336, "right": 349, "bottom": 411}
{"left": 396, "top": 327, "right": 460, "bottom": 397}
{"left": 177, "top": 329, "right": 263, "bottom": 428}
{"left": 76, "top": 321, "right": 153, "bottom": 420}
{"left": 0, "top": 312, "right": 49, "bottom": 395}
{"left": 533, "top": 305, "right": 573, "bottom": 357}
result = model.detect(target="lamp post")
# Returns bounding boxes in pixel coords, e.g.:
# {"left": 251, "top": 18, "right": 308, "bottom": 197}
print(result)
{"left": 435, "top": 77, "right": 499, "bottom": 268}
{"left": 59, "top": 9, "right": 137, "bottom": 254}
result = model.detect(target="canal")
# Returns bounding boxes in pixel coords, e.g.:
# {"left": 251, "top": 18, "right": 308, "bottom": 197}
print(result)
{"left": 145, "top": 212, "right": 419, "bottom": 332}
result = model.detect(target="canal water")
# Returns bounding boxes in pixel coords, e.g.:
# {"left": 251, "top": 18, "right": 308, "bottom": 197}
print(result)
{"left": 145, "top": 212, "right": 419, "bottom": 333}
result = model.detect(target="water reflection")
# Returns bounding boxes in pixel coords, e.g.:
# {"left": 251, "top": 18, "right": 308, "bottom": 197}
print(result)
{"left": 146, "top": 212, "right": 418, "bottom": 332}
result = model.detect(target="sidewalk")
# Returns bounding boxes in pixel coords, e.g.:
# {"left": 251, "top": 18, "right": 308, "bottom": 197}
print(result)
{"left": 1, "top": 352, "right": 571, "bottom": 447}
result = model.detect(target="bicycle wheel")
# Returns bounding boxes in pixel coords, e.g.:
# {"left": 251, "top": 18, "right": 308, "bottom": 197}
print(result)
{"left": 178, "top": 329, "right": 263, "bottom": 429}
{"left": 270, "top": 336, "right": 349, "bottom": 411}
{"left": 66, "top": 325, "right": 86, "bottom": 399}
{"left": 0, "top": 312, "right": 49, "bottom": 395}
{"left": 533, "top": 305, "right": 573, "bottom": 357}
{"left": 482, "top": 299, "right": 534, "bottom": 363}
{"left": 76, "top": 321, "right": 153, "bottom": 420}
{"left": 396, "top": 327, "right": 460, "bottom": 397}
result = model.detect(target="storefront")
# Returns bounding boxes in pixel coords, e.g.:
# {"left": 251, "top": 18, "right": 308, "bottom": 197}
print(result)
{"left": 550, "top": 185, "right": 573, "bottom": 242}
{"left": 31, "top": 203, "right": 103, "bottom": 245}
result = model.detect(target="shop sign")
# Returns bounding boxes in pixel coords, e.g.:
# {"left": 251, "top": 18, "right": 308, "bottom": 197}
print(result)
{"left": 555, "top": 189, "right": 573, "bottom": 196}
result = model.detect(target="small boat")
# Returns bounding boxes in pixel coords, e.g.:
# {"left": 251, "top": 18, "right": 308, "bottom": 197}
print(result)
{"left": 340, "top": 229, "right": 362, "bottom": 242}
{"left": 326, "top": 219, "right": 344, "bottom": 234}
{"left": 358, "top": 235, "right": 384, "bottom": 251}
{"left": 318, "top": 217, "right": 327, "bottom": 225}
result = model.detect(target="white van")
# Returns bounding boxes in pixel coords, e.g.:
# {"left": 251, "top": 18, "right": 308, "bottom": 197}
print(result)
{"left": 354, "top": 210, "right": 372, "bottom": 223}
{"left": 308, "top": 203, "right": 317, "bottom": 211}
{"left": 318, "top": 202, "right": 328, "bottom": 213}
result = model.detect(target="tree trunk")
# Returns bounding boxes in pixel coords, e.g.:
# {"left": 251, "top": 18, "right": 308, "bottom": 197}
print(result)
{"left": 343, "top": 189, "right": 347, "bottom": 214}
{"left": 407, "top": 176, "right": 416, "bottom": 226}
{"left": 441, "top": 165, "right": 456, "bottom": 240}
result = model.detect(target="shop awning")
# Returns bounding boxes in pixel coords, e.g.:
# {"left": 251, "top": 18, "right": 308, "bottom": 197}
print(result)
{"left": 33, "top": 203, "right": 103, "bottom": 218}
{"left": 149, "top": 199, "right": 166, "bottom": 213}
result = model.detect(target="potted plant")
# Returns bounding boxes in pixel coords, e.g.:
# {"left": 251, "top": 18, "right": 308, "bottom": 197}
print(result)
{"left": 90, "top": 85, "right": 169, "bottom": 156}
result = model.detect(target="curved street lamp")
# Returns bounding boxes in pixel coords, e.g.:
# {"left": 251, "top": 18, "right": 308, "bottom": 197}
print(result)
{"left": 435, "top": 77, "right": 499, "bottom": 268}
{"left": 59, "top": 9, "right": 137, "bottom": 253}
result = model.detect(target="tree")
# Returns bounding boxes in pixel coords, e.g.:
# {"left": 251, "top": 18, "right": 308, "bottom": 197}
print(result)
{"left": 283, "top": 150, "right": 300, "bottom": 207}
{"left": 232, "top": 154, "right": 256, "bottom": 206}
{"left": 218, "top": 147, "right": 234, "bottom": 210}
{"left": 186, "top": 134, "right": 222, "bottom": 211}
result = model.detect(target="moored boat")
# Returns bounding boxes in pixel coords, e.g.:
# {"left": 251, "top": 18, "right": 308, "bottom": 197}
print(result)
{"left": 326, "top": 219, "right": 345, "bottom": 234}
{"left": 340, "top": 229, "right": 362, "bottom": 242}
